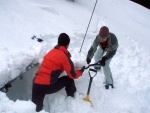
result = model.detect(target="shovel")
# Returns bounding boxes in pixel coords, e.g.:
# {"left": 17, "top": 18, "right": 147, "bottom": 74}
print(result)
{"left": 83, "top": 68, "right": 97, "bottom": 106}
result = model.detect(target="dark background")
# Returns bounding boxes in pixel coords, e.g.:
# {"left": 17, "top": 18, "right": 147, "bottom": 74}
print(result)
{"left": 130, "top": 0, "right": 150, "bottom": 9}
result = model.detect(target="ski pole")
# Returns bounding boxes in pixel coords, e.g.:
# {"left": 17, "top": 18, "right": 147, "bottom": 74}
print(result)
{"left": 79, "top": 0, "right": 98, "bottom": 53}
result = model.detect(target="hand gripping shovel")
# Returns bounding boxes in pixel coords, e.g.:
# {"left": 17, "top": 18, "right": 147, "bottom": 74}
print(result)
{"left": 83, "top": 68, "right": 97, "bottom": 106}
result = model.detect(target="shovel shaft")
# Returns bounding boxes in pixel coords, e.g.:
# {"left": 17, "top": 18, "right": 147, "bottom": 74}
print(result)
{"left": 83, "top": 68, "right": 97, "bottom": 106}
{"left": 87, "top": 77, "right": 93, "bottom": 95}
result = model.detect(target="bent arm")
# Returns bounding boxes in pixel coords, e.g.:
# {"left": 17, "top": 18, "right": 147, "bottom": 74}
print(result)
{"left": 87, "top": 35, "right": 99, "bottom": 59}
{"left": 63, "top": 55, "right": 82, "bottom": 79}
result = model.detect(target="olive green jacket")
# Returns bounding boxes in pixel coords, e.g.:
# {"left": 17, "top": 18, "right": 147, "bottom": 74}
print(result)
{"left": 87, "top": 33, "right": 118, "bottom": 60}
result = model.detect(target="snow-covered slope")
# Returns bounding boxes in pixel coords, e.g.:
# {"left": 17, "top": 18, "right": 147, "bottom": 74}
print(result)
{"left": 0, "top": 0, "right": 150, "bottom": 113}
{"left": 0, "top": 0, "right": 98, "bottom": 88}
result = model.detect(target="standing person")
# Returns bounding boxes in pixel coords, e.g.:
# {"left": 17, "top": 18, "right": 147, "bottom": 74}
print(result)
{"left": 32, "top": 33, "right": 85, "bottom": 112}
{"left": 86, "top": 26, "right": 118, "bottom": 89}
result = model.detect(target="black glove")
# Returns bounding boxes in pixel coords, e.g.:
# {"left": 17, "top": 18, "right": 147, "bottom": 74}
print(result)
{"left": 37, "top": 38, "right": 43, "bottom": 42}
{"left": 80, "top": 66, "right": 85, "bottom": 73}
{"left": 86, "top": 58, "right": 91, "bottom": 64}
{"left": 100, "top": 56, "right": 107, "bottom": 66}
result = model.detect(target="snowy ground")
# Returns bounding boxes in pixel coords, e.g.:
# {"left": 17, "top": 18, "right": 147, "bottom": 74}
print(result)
{"left": 0, "top": 0, "right": 150, "bottom": 113}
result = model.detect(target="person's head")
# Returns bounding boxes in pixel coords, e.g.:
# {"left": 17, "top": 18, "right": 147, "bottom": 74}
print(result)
{"left": 99, "top": 26, "right": 109, "bottom": 42}
{"left": 58, "top": 33, "right": 70, "bottom": 48}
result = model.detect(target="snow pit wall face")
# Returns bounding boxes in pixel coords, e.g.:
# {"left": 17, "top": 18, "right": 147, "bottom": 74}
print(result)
{"left": 6, "top": 65, "right": 39, "bottom": 101}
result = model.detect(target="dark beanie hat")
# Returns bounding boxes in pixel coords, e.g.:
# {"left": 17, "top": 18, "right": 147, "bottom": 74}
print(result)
{"left": 99, "top": 26, "right": 109, "bottom": 37}
{"left": 58, "top": 33, "right": 70, "bottom": 46}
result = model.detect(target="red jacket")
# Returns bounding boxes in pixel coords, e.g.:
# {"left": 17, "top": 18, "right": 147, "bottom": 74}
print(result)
{"left": 34, "top": 45, "right": 82, "bottom": 85}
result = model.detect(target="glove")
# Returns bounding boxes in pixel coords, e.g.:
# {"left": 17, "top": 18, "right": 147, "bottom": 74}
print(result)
{"left": 86, "top": 58, "right": 91, "bottom": 64}
{"left": 99, "top": 56, "right": 107, "bottom": 66}
{"left": 80, "top": 66, "right": 85, "bottom": 73}
{"left": 37, "top": 38, "right": 43, "bottom": 42}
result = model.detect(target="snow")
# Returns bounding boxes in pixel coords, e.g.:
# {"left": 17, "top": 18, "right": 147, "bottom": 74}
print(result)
{"left": 0, "top": 0, "right": 150, "bottom": 113}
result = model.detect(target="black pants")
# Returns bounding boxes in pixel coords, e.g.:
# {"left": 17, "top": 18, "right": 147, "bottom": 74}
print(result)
{"left": 32, "top": 76, "right": 76, "bottom": 112}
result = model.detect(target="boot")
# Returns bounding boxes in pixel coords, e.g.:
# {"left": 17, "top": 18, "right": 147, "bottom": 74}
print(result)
{"left": 110, "top": 84, "right": 114, "bottom": 88}
{"left": 105, "top": 84, "right": 114, "bottom": 89}
{"left": 105, "top": 84, "right": 109, "bottom": 89}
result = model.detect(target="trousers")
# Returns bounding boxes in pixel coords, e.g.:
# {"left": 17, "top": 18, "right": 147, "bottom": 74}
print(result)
{"left": 94, "top": 47, "right": 113, "bottom": 85}
{"left": 32, "top": 76, "right": 76, "bottom": 112}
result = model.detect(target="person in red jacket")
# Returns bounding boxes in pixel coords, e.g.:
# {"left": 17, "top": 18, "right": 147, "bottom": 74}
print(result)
{"left": 32, "top": 33, "right": 85, "bottom": 112}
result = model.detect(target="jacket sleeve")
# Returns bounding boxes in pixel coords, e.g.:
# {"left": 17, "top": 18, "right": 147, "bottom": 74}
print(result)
{"left": 62, "top": 54, "right": 82, "bottom": 79}
{"left": 87, "top": 35, "right": 99, "bottom": 59}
